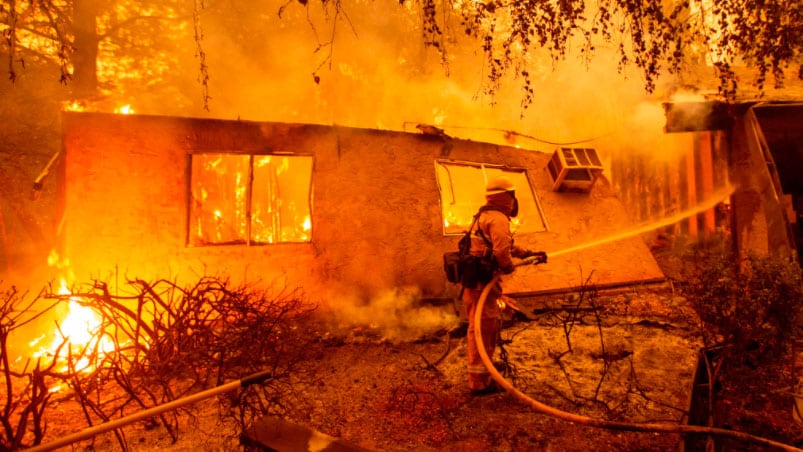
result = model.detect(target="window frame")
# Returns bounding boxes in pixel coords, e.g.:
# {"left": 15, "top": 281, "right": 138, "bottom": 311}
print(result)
{"left": 185, "top": 151, "right": 314, "bottom": 247}
{"left": 434, "top": 159, "right": 549, "bottom": 236}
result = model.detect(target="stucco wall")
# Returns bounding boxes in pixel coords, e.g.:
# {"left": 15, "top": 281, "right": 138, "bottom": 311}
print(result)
{"left": 59, "top": 112, "right": 663, "bottom": 304}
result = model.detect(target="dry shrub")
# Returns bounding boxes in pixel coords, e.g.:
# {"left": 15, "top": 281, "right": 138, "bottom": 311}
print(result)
{"left": 679, "top": 236, "right": 803, "bottom": 447}
{"left": 1, "top": 285, "right": 57, "bottom": 451}
{"left": 2, "top": 276, "right": 323, "bottom": 450}
{"left": 680, "top": 237, "right": 802, "bottom": 362}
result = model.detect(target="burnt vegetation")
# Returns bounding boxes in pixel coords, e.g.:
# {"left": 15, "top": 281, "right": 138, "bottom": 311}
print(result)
{"left": 498, "top": 271, "right": 694, "bottom": 423}
{"left": 0, "top": 277, "right": 322, "bottom": 451}
{"left": 1, "top": 248, "right": 802, "bottom": 450}
{"left": 679, "top": 237, "right": 803, "bottom": 450}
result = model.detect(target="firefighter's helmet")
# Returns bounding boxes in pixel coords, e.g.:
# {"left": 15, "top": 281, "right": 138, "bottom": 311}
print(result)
{"left": 485, "top": 176, "right": 515, "bottom": 195}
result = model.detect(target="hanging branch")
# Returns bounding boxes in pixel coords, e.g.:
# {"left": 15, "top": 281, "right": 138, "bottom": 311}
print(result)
{"left": 193, "top": 0, "right": 210, "bottom": 111}
{"left": 4, "top": 0, "right": 19, "bottom": 82}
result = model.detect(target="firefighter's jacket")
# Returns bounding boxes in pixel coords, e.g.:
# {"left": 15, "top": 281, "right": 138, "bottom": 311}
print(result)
{"left": 468, "top": 206, "right": 527, "bottom": 274}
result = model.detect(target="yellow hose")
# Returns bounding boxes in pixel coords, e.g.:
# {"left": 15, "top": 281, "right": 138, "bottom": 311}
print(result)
{"left": 473, "top": 272, "right": 802, "bottom": 451}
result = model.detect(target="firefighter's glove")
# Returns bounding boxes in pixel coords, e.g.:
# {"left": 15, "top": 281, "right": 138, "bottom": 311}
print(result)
{"left": 524, "top": 250, "right": 548, "bottom": 264}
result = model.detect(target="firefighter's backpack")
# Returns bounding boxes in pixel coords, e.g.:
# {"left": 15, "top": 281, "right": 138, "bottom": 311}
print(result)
{"left": 442, "top": 212, "right": 496, "bottom": 288}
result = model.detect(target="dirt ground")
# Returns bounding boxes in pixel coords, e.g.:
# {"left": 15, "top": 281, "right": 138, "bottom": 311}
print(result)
{"left": 34, "top": 284, "right": 784, "bottom": 452}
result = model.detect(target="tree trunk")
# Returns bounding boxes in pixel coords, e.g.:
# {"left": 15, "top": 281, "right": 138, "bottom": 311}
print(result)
{"left": 71, "top": 0, "right": 100, "bottom": 98}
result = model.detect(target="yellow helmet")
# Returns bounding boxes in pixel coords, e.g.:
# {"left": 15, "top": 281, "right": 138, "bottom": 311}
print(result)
{"left": 485, "top": 176, "right": 515, "bottom": 195}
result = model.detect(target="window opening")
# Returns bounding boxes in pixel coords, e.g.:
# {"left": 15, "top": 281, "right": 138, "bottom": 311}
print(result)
{"left": 188, "top": 153, "right": 313, "bottom": 246}
{"left": 435, "top": 160, "right": 548, "bottom": 235}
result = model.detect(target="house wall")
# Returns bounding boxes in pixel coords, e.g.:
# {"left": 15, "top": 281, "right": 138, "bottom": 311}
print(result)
{"left": 58, "top": 112, "right": 664, "bottom": 305}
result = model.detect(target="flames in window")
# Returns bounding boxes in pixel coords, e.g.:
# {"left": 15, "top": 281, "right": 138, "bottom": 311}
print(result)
{"left": 434, "top": 160, "right": 548, "bottom": 235}
{"left": 189, "top": 153, "right": 313, "bottom": 246}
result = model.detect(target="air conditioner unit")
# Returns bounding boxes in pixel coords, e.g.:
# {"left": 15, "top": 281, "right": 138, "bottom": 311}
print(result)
{"left": 546, "top": 147, "right": 603, "bottom": 192}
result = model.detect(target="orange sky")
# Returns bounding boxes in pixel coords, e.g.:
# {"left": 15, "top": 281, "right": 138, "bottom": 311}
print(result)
{"left": 179, "top": 2, "right": 692, "bottom": 153}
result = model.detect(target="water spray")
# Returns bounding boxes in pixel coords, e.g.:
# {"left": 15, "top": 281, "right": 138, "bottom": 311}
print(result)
{"left": 548, "top": 185, "right": 735, "bottom": 258}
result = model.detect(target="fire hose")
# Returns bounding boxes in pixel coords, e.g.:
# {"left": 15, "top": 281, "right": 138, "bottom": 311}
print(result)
{"left": 474, "top": 259, "right": 803, "bottom": 452}
{"left": 26, "top": 370, "right": 273, "bottom": 452}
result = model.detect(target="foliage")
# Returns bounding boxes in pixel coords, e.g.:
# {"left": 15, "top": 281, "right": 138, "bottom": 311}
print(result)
{"left": 680, "top": 236, "right": 802, "bottom": 362}
{"left": 701, "top": 0, "right": 803, "bottom": 97}
{"left": 679, "top": 236, "right": 803, "bottom": 449}
{"left": 2, "top": 0, "right": 801, "bottom": 111}
{"left": 300, "top": 0, "right": 803, "bottom": 106}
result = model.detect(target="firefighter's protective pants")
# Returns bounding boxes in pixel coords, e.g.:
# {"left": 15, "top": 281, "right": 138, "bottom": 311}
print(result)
{"left": 462, "top": 283, "right": 501, "bottom": 391}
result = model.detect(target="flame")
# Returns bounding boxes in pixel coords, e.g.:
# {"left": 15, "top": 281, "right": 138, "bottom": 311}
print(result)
{"left": 114, "top": 104, "right": 135, "bottom": 114}
{"left": 191, "top": 154, "right": 313, "bottom": 245}
{"left": 36, "top": 250, "right": 116, "bottom": 378}
{"left": 62, "top": 100, "right": 86, "bottom": 112}
{"left": 32, "top": 280, "right": 116, "bottom": 374}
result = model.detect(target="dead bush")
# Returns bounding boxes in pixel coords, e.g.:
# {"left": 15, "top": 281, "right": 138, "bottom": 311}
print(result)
{"left": 2, "top": 276, "right": 322, "bottom": 450}
{"left": 679, "top": 236, "right": 803, "bottom": 447}
{"left": 680, "top": 237, "right": 802, "bottom": 362}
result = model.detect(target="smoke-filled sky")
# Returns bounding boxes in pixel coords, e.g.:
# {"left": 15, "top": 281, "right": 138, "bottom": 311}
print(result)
{"left": 182, "top": 1, "right": 693, "bottom": 151}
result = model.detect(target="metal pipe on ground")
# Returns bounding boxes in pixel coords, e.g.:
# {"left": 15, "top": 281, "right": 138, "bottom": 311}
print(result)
{"left": 26, "top": 370, "right": 273, "bottom": 452}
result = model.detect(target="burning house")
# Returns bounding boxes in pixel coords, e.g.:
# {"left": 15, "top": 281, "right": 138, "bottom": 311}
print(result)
{"left": 51, "top": 99, "right": 803, "bottom": 307}
{"left": 55, "top": 111, "right": 666, "bottom": 303}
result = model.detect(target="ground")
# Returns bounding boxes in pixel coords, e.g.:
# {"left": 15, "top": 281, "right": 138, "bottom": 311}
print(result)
{"left": 30, "top": 284, "right": 800, "bottom": 452}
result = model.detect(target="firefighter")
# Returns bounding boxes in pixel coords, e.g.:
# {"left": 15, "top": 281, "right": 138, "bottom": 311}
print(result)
{"left": 462, "top": 176, "right": 544, "bottom": 395}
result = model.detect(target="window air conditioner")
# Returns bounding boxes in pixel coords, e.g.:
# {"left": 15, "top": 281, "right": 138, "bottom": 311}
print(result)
{"left": 546, "top": 147, "right": 603, "bottom": 192}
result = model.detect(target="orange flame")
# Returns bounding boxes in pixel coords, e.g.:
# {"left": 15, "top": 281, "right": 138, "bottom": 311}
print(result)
{"left": 62, "top": 100, "right": 86, "bottom": 112}
{"left": 32, "top": 280, "right": 114, "bottom": 376}
{"left": 36, "top": 250, "right": 116, "bottom": 379}
{"left": 114, "top": 104, "right": 135, "bottom": 115}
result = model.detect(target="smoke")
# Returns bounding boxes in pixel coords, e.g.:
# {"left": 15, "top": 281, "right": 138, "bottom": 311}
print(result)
{"left": 330, "top": 286, "right": 460, "bottom": 342}
{"left": 181, "top": 1, "right": 677, "bottom": 151}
